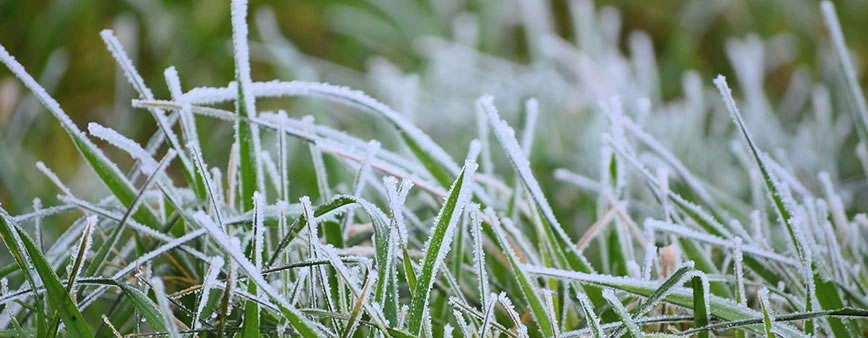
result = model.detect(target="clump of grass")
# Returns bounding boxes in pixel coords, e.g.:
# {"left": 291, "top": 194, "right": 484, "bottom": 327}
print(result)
{"left": 1, "top": 0, "right": 868, "bottom": 337}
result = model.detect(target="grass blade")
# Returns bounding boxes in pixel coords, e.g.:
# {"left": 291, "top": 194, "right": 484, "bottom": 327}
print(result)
{"left": 488, "top": 208, "right": 555, "bottom": 337}
{"left": 192, "top": 257, "right": 224, "bottom": 331}
{"left": 820, "top": 1, "right": 868, "bottom": 143}
{"left": 608, "top": 263, "right": 694, "bottom": 338}
{"left": 692, "top": 274, "right": 710, "bottom": 338}
{"left": 733, "top": 238, "right": 747, "bottom": 338}
{"left": 407, "top": 160, "right": 477, "bottom": 335}
{"left": 714, "top": 75, "right": 803, "bottom": 259}
{"left": 0, "top": 209, "right": 48, "bottom": 337}
{"left": 470, "top": 206, "right": 489, "bottom": 307}
{"left": 342, "top": 273, "right": 376, "bottom": 338}
{"left": 814, "top": 268, "right": 860, "bottom": 337}
{"left": 602, "top": 289, "right": 643, "bottom": 337}
{"left": 183, "top": 81, "right": 462, "bottom": 183}
{"left": 46, "top": 215, "right": 97, "bottom": 336}
{"left": 577, "top": 292, "right": 603, "bottom": 338}
{"left": 478, "top": 292, "right": 497, "bottom": 337}
{"left": 403, "top": 248, "right": 417, "bottom": 293}
{"left": 267, "top": 195, "right": 357, "bottom": 267}
{"left": 758, "top": 288, "right": 774, "bottom": 338}
{"left": 66, "top": 215, "right": 96, "bottom": 293}
{"left": 116, "top": 282, "right": 168, "bottom": 333}
{"left": 150, "top": 277, "right": 180, "bottom": 338}
{"left": 242, "top": 192, "right": 265, "bottom": 338}
{"left": 277, "top": 110, "right": 289, "bottom": 201}
{"left": 498, "top": 292, "right": 529, "bottom": 338}
{"left": 2, "top": 212, "right": 93, "bottom": 338}
{"left": 232, "top": 0, "right": 260, "bottom": 212}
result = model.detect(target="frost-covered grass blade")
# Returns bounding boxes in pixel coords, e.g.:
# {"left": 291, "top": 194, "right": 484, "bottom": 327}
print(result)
{"left": 406, "top": 160, "right": 476, "bottom": 336}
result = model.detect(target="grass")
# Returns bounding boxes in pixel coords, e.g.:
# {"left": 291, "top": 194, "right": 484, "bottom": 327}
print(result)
{"left": 1, "top": 0, "right": 868, "bottom": 337}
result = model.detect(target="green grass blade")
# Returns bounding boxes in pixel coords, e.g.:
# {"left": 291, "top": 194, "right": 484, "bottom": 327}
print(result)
{"left": 66, "top": 209, "right": 94, "bottom": 294}
{"left": 609, "top": 264, "right": 697, "bottom": 337}
{"left": 602, "top": 289, "right": 643, "bottom": 337}
{"left": 267, "top": 196, "right": 356, "bottom": 267}
{"left": 633, "top": 265, "right": 693, "bottom": 316}
{"left": 450, "top": 208, "right": 467, "bottom": 289}
{"left": 607, "top": 226, "right": 628, "bottom": 276}
{"left": 403, "top": 247, "right": 417, "bottom": 293}
{"left": 47, "top": 215, "right": 96, "bottom": 336}
{"left": 820, "top": 1, "right": 868, "bottom": 143}
{"left": 192, "top": 257, "right": 224, "bottom": 331}
{"left": 733, "top": 238, "right": 747, "bottom": 338}
{"left": 814, "top": 266, "right": 860, "bottom": 337}
{"left": 407, "top": 161, "right": 476, "bottom": 335}
{"left": 758, "top": 288, "right": 774, "bottom": 338}
{"left": 0, "top": 262, "right": 20, "bottom": 280}
{"left": 370, "top": 197, "right": 397, "bottom": 316}
{"left": 692, "top": 275, "right": 710, "bottom": 338}
{"left": 341, "top": 272, "right": 376, "bottom": 338}
{"left": 242, "top": 192, "right": 265, "bottom": 338}
{"left": 116, "top": 282, "right": 168, "bottom": 333}
{"left": 150, "top": 277, "right": 180, "bottom": 338}
{"left": 235, "top": 59, "right": 257, "bottom": 212}
{"left": 174, "top": 103, "right": 209, "bottom": 201}
{"left": 85, "top": 150, "right": 175, "bottom": 278}
{"left": 232, "top": 0, "right": 260, "bottom": 212}
{"left": 0, "top": 209, "right": 48, "bottom": 337}
{"left": 577, "top": 292, "right": 604, "bottom": 338}
{"left": 469, "top": 206, "right": 489, "bottom": 308}
{"left": 488, "top": 208, "right": 555, "bottom": 337}
{"left": 714, "top": 76, "right": 802, "bottom": 258}
{"left": 741, "top": 256, "right": 782, "bottom": 288}
{"left": 12, "top": 218, "right": 92, "bottom": 337}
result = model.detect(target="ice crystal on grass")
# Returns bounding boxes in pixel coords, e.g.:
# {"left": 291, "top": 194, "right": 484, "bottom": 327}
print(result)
{"left": 602, "top": 289, "right": 642, "bottom": 337}
{"left": 34, "top": 162, "right": 73, "bottom": 197}
{"left": 88, "top": 123, "right": 158, "bottom": 172}
{"left": 732, "top": 238, "right": 747, "bottom": 306}
{"left": 820, "top": 1, "right": 868, "bottom": 142}
{"left": 150, "top": 277, "right": 180, "bottom": 338}
{"left": 231, "top": 0, "right": 256, "bottom": 120}
{"left": 645, "top": 220, "right": 797, "bottom": 265}
{"left": 384, "top": 176, "right": 413, "bottom": 246}
{"left": 193, "top": 256, "right": 224, "bottom": 331}
{"left": 111, "top": 229, "right": 207, "bottom": 280}
{"left": 469, "top": 204, "right": 489, "bottom": 305}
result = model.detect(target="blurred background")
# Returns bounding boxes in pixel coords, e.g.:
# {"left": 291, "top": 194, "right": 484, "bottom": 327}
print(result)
{"left": 1, "top": 0, "right": 868, "bottom": 233}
